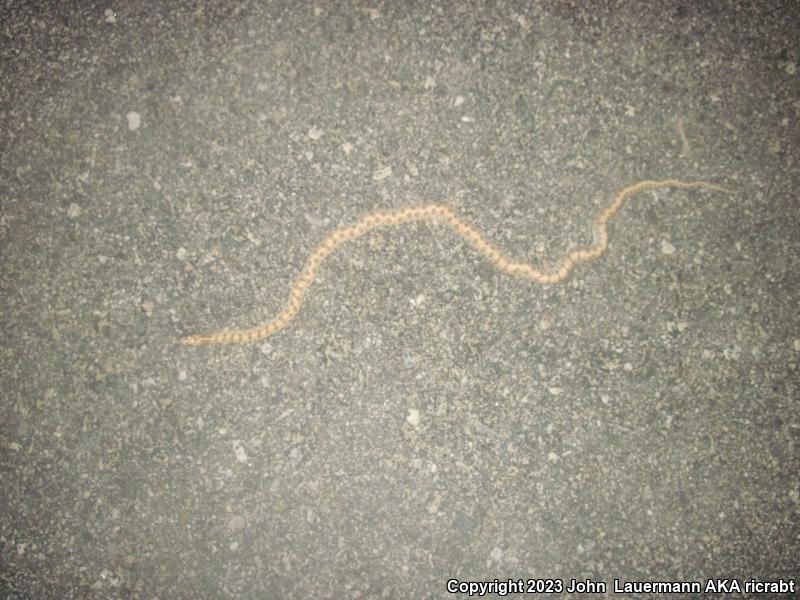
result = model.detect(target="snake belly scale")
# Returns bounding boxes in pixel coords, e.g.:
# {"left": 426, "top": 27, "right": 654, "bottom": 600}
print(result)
{"left": 181, "top": 179, "right": 731, "bottom": 346}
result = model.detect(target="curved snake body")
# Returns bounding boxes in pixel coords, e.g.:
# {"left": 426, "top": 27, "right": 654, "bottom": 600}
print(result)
{"left": 181, "top": 179, "right": 731, "bottom": 346}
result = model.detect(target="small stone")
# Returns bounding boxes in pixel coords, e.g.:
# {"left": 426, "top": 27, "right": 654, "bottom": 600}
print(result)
{"left": 67, "top": 203, "right": 82, "bottom": 218}
{"left": 406, "top": 408, "right": 420, "bottom": 427}
{"left": 233, "top": 441, "right": 248, "bottom": 463}
{"left": 176, "top": 247, "right": 187, "bottom": 260}
{"left": 428, "top": 492, "right": 443, "bottom": 514}
{"left": 372, "top": 165, "right": 392, "bottom": 181}
{"left": 104, "top": 9, "right": 117, "bottom": 23}
{"left": 661, "top": 240, "right": 676, "bottom": 255}
{"left": 126, "top": 111, "right": 141, "bottom": 131}
{"left": 307, "top": 126, "right": 324, "bottom": 140}
{"left": 227, "top": 515, "right": 246, "bottom": 532}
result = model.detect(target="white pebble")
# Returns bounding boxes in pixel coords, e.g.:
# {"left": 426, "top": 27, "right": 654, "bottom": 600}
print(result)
{"left": 661, "top": 240, "right": 676, "bottom": 255}
{"left": 126, "top": 111, "right": 141, "bottom": 131}
{"left": 67, "top": 203, "right": 82, "bottom": 218}
{"left": 307, "top": 126, "right": 324, "bottom": 140}
{"left": 406, "top": 408, "right": 420, "bottom": 427}
{"left": 233, "top": 441, "right": 248, "bottom": 463}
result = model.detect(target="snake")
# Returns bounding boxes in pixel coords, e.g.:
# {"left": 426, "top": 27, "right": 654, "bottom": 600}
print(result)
{"left": 181, "top": 179, "right": 731, "bottom": 346}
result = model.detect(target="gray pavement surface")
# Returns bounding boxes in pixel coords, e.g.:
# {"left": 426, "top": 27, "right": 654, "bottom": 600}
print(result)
{"left": 1, "top": 1, "right": 799, "bottom": 598}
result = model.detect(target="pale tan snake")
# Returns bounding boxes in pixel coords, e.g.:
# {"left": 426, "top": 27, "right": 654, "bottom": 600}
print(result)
{"left": 181, "top": 179, "right": 731, "bottom": 346}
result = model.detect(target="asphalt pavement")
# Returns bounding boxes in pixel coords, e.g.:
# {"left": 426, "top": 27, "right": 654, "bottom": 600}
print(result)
{"left": 1, "top": 1, "right": 798, "bottom": 598}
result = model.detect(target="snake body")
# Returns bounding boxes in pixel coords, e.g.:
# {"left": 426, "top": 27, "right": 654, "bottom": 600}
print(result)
{"left": 181, "top": 179, "right": 731, "bottom": 346}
